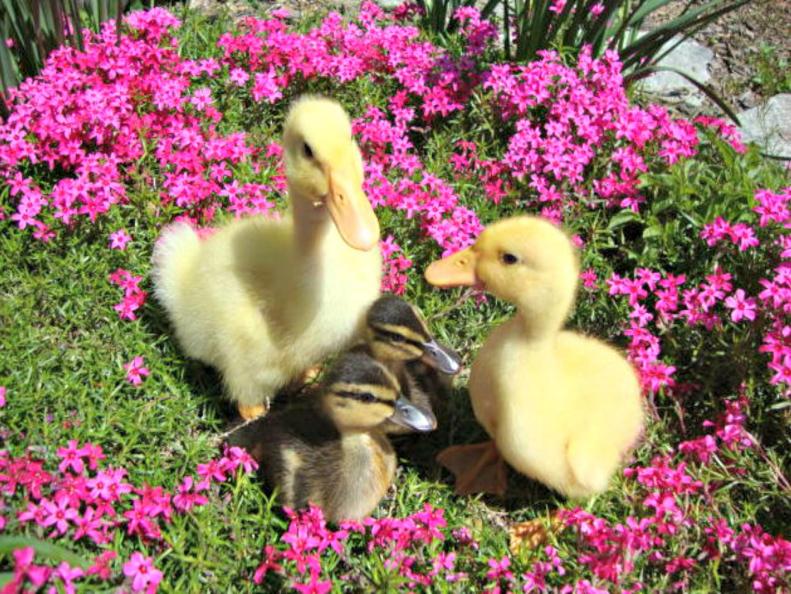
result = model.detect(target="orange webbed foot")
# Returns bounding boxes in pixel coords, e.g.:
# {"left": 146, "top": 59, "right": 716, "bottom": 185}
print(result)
{"left": 237, "top": 403, "right": 267, "bottom": 420}
{"left": 436, "top": 441, "right": 508, "bottom": 496}
{"left": 508, "top": 513, "right": 564, "bottom": 553}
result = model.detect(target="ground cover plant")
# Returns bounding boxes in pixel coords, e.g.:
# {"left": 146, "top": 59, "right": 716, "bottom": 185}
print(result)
{"left": 0, "top": 3, "right": 789, "bottom": 592}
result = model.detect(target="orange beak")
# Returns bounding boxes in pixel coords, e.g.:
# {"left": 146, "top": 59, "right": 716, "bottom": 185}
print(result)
{"left": 424, "top": 247, "right": 478, "bottom": 288}
{"left": 325, "top": 169, "right": 380, "bottom": 251}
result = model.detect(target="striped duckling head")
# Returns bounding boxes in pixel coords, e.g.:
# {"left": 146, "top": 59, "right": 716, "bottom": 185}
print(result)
{"left": 365, "top": 295, "right": 461, "bottom": 375}
{"left": 322, "top": 352, "right": 435, "bottom": 433}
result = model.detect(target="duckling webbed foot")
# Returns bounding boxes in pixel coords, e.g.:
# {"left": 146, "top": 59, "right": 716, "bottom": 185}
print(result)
{"left": 437, "top": 441, "right": 508, "bottom": 496}
{"left": 508, "top": 513, "right": 564, "bottom": 553}
{"left": 237, "top": 403, "right": 267, "bottom": 420}
{"left": 280, "top": 364, "right": 325, "bottom": 398}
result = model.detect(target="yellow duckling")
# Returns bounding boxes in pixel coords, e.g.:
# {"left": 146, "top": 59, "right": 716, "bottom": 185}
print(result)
{"left": 226, "top": 351, "right": 435, "bottom": 522}
{"left": 359, "top": 295, "right": 461, "bottom": 435}
{"left": 152, "top": 97, "right": 381, "bottom": 420}
{"left": 425, "top": 216, "right": 644, "bottom": 499}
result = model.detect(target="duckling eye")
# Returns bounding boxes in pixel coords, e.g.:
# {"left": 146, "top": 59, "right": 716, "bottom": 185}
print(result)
{"left": 303, "top": 142, "right": 314, "bottom": 159}
{"left": 358, "top": 392, "right": 376, "bottom": 403}
{"left": 385, "top": 331, "right": 405, "bottom": 343}
{"left": 501, "top": 252, "right": 519, "bottom": 265}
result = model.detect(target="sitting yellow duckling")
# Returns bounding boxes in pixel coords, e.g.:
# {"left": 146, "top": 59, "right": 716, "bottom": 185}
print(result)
{"left": 358, "top": 295, "right": 461, "bottom": 435}
{"left": 425, "top": 216, "right": 644, "bottom": 499}
{"left": 152, "top": 96, "right": 381, "bottom": 420}
{"left": 225, "top": 352, "right": 435, "bottom": 522}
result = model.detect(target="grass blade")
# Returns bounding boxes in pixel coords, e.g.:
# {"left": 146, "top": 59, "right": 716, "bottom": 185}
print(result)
{"left": 0, "top": 536, "right": 90, "bottom": 569}
{"left": 630, "top": 64, "right": 741, "bottom": 124}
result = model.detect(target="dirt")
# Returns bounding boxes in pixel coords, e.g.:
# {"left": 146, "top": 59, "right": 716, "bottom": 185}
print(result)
{"left": 646, "top": 0, "right": 791, "bottom": 110}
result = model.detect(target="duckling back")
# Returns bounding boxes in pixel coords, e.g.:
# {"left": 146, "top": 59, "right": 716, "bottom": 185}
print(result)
{"left": 229, "top": 401, "right": 396, "bottom": 522}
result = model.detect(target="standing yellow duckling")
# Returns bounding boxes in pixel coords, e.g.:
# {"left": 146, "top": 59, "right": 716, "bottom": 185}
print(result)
{"left": 425, "top": 216, "right": 644, "bottom": 499}
{"left": 152, "top": 97, "right": 381, "bottom": 420}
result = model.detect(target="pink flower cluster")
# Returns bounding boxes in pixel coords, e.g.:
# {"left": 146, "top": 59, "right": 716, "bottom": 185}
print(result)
{"left": 252, "top": 503, "right": 463, "bottom": 590}
{"left": 380, "top": 235, "right": 413, "bottom": 295}
{"left": 0, "top": 443, "right": 257, "bottom": 593}
{"left": 1, "top": 3, "right": 744, "bottom": 297}
{"left": 109, "top": 268, "right": 148, "bottom": 322}
{"left": 0, "top": 9, "right": 265, "bottom": 235}
{"left": 603, "top": 185, "right": 790, "bottom": 394}
{"left": 555, "top": 394, "right": 790, "bottom": 592}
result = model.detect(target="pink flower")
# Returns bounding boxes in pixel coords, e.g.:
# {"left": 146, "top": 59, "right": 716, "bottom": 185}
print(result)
{"left": 292, "top": 571, "right": 332, "bottom": 594}
{"left": 253, "top": 545, "right": 283, "bottom": 583}
{"left": 41, "top": 497, "right": 79, "bottom": 535}
{"left": 190, "top": 87, "right": 213, "bottom": 111}
{"left": 229, "top": 68, "right": 249, "bottom": 86}
{"left": 173, "top": 476, "right": 209, "bottom": 512}
{"left": 123, "top": 552, "right": 163, "bottom": 593}
{"left": 57, "top": 440, "right": 88, "bottom": 474}
{"left": 486, "top": 556, "right": 514, "bottom": 581}
{"left": 580, "top": 268, "right": 598, "bottom": 290}
{"left": 0, "top": 386, "right": 5, "bottom": 407}
{"left": 252, "top": 68, "right": 283, "bottom": 103}
{"left": 724, "top": 289, "right": 757, "bottom": 323}
{"left": 124, "top": 356, "right": 150, "bottom": 385}
{"left": 87, "top": 551, "right": 117, "bottom": 580}
{"left": 109, "top": 229, "right": 132, "bottom": 250}
{"left": 52, "top": 561, "right": 84, "bottom": 594}
{"left": 548, "top": 0, "right": 567, "bottom": 13}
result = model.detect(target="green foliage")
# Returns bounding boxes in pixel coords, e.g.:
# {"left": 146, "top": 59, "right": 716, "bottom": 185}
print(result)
{"left": 415, "top": 0, "right": 501, "bottom": 34}
{"left": 0, "top": 537, "right": 89, "bottom": 581}
{"left": 749, "top": 43, "right": 791, "bottom": 96}
{"left": 416, "top": 0, "right": 746, "bottom": 115}
{"left": 0, "top": 0, "right": 144, "bottom": 113}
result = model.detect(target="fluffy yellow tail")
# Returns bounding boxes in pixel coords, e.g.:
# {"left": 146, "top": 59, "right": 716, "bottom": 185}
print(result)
{"left": 151, "top": 222, "right": 200, "bottom": 317}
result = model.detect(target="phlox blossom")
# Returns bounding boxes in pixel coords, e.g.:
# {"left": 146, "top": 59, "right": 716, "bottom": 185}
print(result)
{"left": 124, "top": 356, "right": 150, "bottom": 385}
{"left": 109, "top": 229, "right": 132, "bottom": 250}
{"left": 123, "top": 552, "right": 163, "bottom": 593}
{"left": 724, "top": 289, "right": 757, "bottom": 323}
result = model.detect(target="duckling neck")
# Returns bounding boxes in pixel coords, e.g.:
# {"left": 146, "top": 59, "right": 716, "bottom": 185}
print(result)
{"left": 514, "top": 307, "right": 566, "bottom": 342}
{"left": 289, "top": 189, "right": 337, "bottom": 253}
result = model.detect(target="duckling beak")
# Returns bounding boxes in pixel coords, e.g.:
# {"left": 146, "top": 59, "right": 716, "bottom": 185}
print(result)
{"left": 420, "top": 338, "right": 462, "bottom": 375}
{"left": 424, "top": 248, "right": 477, "bottom": 288}
{"left": 390, "top": 397, "right": 437, "bottom": 432}
{"left": 325, "top": 169, "right": 380, "bottom": 251}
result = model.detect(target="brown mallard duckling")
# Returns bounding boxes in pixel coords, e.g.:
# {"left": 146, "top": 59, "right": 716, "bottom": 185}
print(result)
{"left": 360, "top": 295, "right": 462, "bottom": 435}
{"left": 226, "top": 352, "right": 434, "bottom": 522}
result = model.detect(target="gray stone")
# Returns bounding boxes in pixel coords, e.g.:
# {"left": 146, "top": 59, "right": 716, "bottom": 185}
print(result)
{"left": 187, "top": 0, "right": 258, "bottom": 20}
{"left": 639, "top": 35, "right": 714, "bottom": 108}
{"left": 737, "top": 94, "right": 791, "bottom": 158}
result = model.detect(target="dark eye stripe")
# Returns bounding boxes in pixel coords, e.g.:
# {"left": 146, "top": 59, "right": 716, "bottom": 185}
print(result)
{"left": 335, "top": 391, "right": 395, "bottom": 407}
{"left": 376, "top": 330, "right": 423, "bottom": 348}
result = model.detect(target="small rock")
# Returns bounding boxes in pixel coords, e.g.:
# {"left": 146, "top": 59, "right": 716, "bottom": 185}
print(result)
{"left": 736, "top": 89, "right": 758, "bottom": 110}
{"left": 737, "top": 94, "right": 791, "bottom": 158}
{"left": 376, "top": 0, "right": 404, "bottom": 8}
{"left": 188, "top": 0, "right": 257, "bottom": 20}
{"left": 640, "top": 35, "right": 714, "bottom": 109}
